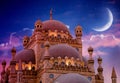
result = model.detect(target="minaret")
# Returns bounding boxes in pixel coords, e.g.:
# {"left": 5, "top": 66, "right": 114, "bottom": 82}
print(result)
{"left": 75, "top": 25, "right": 83, "bottom": 61}
{"left": 42, "top": 41, "right": 51, "bottom": 83}
{"left": 88, "top": 46, "right": 94, "bottom": 72}
{"left": 1, "top": 60, "right": 6, "bottom": 72}
{"left": 111, "top": 67, "right": 117, "bottom": 83}
{"left": 23, "top": 36, "right": 30, "bottom": 48}
{"left": 75, "top": 25, "right": 82, "bottom": 41}
{"left": 17, "top": 60, "right": 23, "bottom": 83}
{"left": 97, "top": 56, "right": 104, "bottom": 81}
{"left": 1, "top": 60, "right": 7, "bottom": 83}
{"left": 9, "top": 47, "right": 17, "bottom": 83}
{"left": 34, "top": 19, "right": 43, "bottom": 69}
{"left": 43, "top": 41, "right": 51, "bottom": 69}
{"left": 50, "top": 8, "right": 53, "bottom": 20}
{"left": 11, "top": 47, "right": 16, "bottom": 60}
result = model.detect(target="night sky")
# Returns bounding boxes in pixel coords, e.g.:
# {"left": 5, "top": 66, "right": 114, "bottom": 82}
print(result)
{"left": 0, "top": 0, "right": 120, "bottom": 83}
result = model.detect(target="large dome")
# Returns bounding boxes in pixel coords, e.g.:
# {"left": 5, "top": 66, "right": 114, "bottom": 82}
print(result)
{"left": 48, "top": 44, "right": 80, "bottom": 59}
{"left": 54, "top": 73, "right": 90, "bottom": 83}
{"left": 43, "top": 20, "right": 69, "bottom": 33}
{"left": 15, "top": 49, "right": 35, "bottom": 64}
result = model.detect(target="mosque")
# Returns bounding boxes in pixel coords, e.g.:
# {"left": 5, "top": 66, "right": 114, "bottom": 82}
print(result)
{"left": 0, "top": 10, "right": 117, "bottom": 83}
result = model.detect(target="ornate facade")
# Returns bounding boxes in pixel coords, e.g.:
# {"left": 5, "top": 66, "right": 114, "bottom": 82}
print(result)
{"left": 0, "top": 10, "right": 117, "bottom": 83}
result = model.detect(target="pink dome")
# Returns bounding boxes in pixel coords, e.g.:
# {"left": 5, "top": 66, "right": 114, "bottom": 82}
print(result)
{"left": 15, "top": 49, "right": 35, "bottom": 64}
{"left": 48, "top": 44, "right": 80, "bottom": 59}
{"left": 43, "top": 20, "right": 69, "bottom": 33}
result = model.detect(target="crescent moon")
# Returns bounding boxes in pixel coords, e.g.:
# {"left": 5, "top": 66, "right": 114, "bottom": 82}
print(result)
{"left": 93, "top": 8, "right": 113, "bottom": 32}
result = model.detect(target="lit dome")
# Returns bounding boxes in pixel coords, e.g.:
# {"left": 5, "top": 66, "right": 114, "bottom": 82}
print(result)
{"left": 43, "top": 20, "right": 69, "bottom": 33}
{"left": 48, "top": 44, "right": 80, "bottom": 59}
{"left": 15, "top": 49, "right": 35, "bottom": 64}
{"left": 54, "top": 73, "right": 90, "bottom": 83}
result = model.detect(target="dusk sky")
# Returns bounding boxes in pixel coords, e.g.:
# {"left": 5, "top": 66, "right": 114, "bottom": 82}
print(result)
{"left": 0, "top": 0, "right": 120, "bottom": 83}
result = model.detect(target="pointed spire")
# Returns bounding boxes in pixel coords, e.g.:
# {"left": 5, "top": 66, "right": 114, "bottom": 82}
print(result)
{"left": 50, "top": 8, "right": 53, "bottom": 20}
{"left": 111, "top": 67, "right": 117, "bottom": 78}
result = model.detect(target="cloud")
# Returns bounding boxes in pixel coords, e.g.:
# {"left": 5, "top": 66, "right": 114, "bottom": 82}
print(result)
{"left": 86, "top": 34, "right": 120, "bottom": 48}
{"left": 23, "top": 28, "right": 34, "bottom": 32}
{"left": 82, "top": 33, "right": 120, "bottom": 58}
{"left": 0, "top": 27, "right": 33, "bottom": 50}
{"left": 66, "top": 25, "right": 70, "bottom": 29}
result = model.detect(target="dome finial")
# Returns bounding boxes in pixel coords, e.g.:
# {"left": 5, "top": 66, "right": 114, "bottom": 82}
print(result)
{"left": 50, "top": 8, "right": 53, "bottom": 20}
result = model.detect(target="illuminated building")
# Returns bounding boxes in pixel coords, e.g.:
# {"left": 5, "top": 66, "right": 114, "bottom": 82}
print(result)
{"left": 0, "top": 10, "right": 117, "bottom": 83}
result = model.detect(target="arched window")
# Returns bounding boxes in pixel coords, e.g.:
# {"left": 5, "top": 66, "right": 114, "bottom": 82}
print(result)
{"left": 31, "top": 66, "right": 35, "bottom": 71}
{"left": 54, "top": 62, "right": 58, "bottom": 66}
{"left": 61, "top": 62, "right": 65, "bottom": 66}
{"left": 37, "top": 25, "right": 39, "bottom": 28}
{"left": 41, "top": 43, "right": 44, "bottom": 48}
{"left": 57, "top": 34, "right": 61, "bottom": 39}
{"left": 40, "top": 81, "right": 42, "bottom": 83}
{"left": 76, "top": 48, "right": 79, "bottom": 51}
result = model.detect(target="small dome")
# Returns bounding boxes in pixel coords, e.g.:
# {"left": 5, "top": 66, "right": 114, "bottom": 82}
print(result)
{"left": 54, "top": 73, "right": 90, "bottom": 83}
{"left": 15, "top": 49, "right": 35, "bottom": 64}
{"left": 75, "top": 25, "right": 82, "bottom": 30}
{"left": 11, "top": 47, "right": 16, "bottom": 53}
{"left": 23, "top": 36, "right": 30, "bottom": 40}
{"left": 88, "top": 46, "right": 93, "bottom": 52}
{"left": 48, "top": 44, "right": 80, "bottom": 59}
{"left": 35, "top": 20, "right": 42, "bottom": 26}
{"left": 43, "top": 20, "right": 69, "bottom": 33}
{"left": 2, "top": 60, "right": 6, "bottom": 65}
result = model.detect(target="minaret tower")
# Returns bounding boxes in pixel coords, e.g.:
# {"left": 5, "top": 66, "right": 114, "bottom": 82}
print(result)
{"left": 75, "top": 25, "right": 83, "bottom": 61}
{"left": 9, "top": 47, "right": 17, "bottom": 83}
{"left": 17, "top": 60, "right": 23, "bottom": 83}
{"left": 1, "top": 60, "right": 7, "bottom": 83}
{"left": 43, "top": 41, "right": 51, "bottom": 69}
{"left": 75, "top": 25, "right": 82, "bottom": 43}
{"left": 97, "top": 56, "right": 104, "bottom": 82}
{"left": 42, "top": 41, "right": 51, "bottom": 83}
{"left": 34, "top": 19, "right": 43, "bottom": 69}
{"left": 111, "top": 67, "right": 117, "bottom": 83}
{"left": 88, "top": 46, "right": 94, "bottom": 72}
